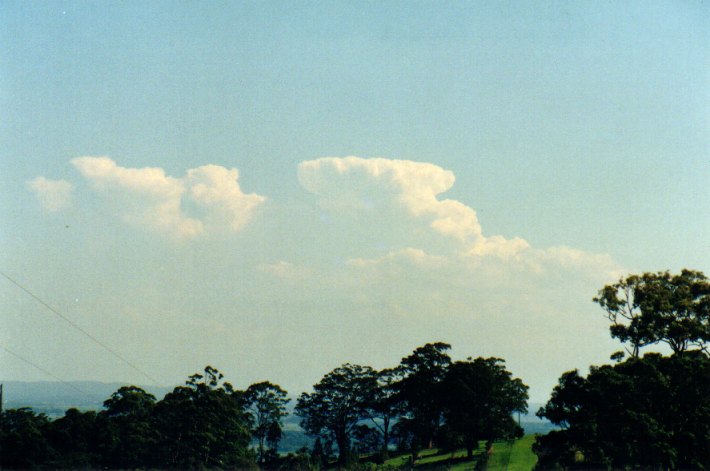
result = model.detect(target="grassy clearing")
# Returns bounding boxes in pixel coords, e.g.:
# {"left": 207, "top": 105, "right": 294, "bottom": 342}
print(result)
{"left": 382, "top": 446, "right": 482, "bottom": 469}
{"left": 505, "top": 435, "right": 538, "bottom": 471}
{"left": 485, "top": 435, "right": 537, "bottom": 471}
{"left": 378, "top": 435, "right": 537, "bottom": 470}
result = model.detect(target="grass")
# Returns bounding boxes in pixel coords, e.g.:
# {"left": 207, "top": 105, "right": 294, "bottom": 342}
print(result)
{"left": 485, "top": 435, "right": 538, "bottom": 471}
{"left": 378, "top": 435, "right": 537, "bottom": 470}
{"left": 382, "top": 446, "right": 481, "bottom": 469}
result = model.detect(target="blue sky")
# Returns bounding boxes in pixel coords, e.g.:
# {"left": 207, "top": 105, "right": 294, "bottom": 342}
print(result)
{"left": 1, "top": 1, "right": 707, "bottom": 402}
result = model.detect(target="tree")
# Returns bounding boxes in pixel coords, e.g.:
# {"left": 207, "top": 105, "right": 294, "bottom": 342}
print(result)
{"left": 98, "top": 386, "right": 158, "bottom": 468}
{"left": 103, "top": 385, "right": 156, "bottom": 417}
{"left": 153, "top": 366, "right": 254, "bottom": 468}
{"left": 310, "top": 437, "right": 333, "bottom": 468}
{"left": 46, "top": 408, "right": 100, "bottom": 468}
{"left": 243, "top": 381, "right": 290, "bottom": 465}
{"left": 295, "top": 363, "right": 376, "bottom": 466}
{"left": 535, "top": 352, "right": 710, "bottom": 469}
{"left": 594, "top": 269, "right": 710, "bottom": 356}
{"left": 441, "top": 357, "right": 528, "bottom": 459}
{"left": 0, "top": 407, "right": 54, "bottom": 468}
{"left": 395, "top": 342, "right": 452, "bottom": 453}
{"left": 352, "top": 424, "right": 382, "bottom": 455}
{"left": 362, "top": 368, "right": 401, "bottom": 459}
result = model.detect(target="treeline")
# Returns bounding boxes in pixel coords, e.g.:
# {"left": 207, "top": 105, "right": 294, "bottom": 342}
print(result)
{"left": 535, "top": 269, "right": 710, "bottom": 469}
{"left": 1, "top": 269, "right": 708, "bottom": 470}
{"left": 0, "top": 367, "right": 285, "bottom": 469}
{"left": 0, "top": 344, "right": 528, "bottom": 469}
{"left": 295, "top": 343, "right": 528, "bottom": 467}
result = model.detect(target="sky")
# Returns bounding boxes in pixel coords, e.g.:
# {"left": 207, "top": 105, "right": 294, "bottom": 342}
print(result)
{"left": 1, "top": 1, "right": 708, "bottom": 403}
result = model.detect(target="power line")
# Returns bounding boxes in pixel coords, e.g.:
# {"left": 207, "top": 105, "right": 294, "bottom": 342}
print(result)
{"left": 0, "top": 270, "right": 160, "bottom": 385}
{"left": 0, "top": 343, "right": 103, "bottom": 403}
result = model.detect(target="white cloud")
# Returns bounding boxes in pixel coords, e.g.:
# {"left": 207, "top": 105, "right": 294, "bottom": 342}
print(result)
{"left": 298, "top": 157, "right": 479, "bottom": 236}
{"left": 528, "top": 246, "right": 624, "bottom": 280}
{"left": 187, "top": 165, "right": 266, "bottom": 232}
{"left": 298, "top": 156, "right": 623, "bottom": 279}
{"left": 466, "top": 235, "right": 531, "bottom": 259}
{"left": 71, "top": 156, "right": 265, "bottom": 238}
{"left": 26, "top": 176, "right": 74, "bottom": 212}
{"left": 72, "top": 156, "right": 203, "bottom": 238}
{"left": 298, "top": 156, "right": 529, "bottom": 259}
{"left": 348, "top": 248, "right": 447, "bottom": 268}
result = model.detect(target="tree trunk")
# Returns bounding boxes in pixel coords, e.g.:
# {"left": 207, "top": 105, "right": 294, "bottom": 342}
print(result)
{"left": 382, "top": 417, "right": 390, "bottom": 459}
{"left": 336, "top": 431, "right": 350, "bottom": 467}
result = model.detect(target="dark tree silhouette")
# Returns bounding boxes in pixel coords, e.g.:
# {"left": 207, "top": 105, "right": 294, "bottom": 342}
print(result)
{"left": 99, "top": 386, "right": 157, "bottom": 467}
{"left": 594, "top": 269, "right": 710, "bottom": 356}
{"left": 153, "top": 366, "right": 253, "bottom": 468}
{"left": 535, "top": 352, "right": 710, "bottom": 469}
{"left": 362, "top": 367, "right": 402, "bottom": 459}
{"left": 242, "top": 381, "right": 290, "bottom": 465}
{"left": 536, "top": 270, "right": 710, "bottom": 468}
{"left": 0, "top": 407, "right": 53, "bottom": 468}
{"left": 395, "top": 342, "right": 452, "bottom": 454}
{"left": 442, "top": 357, "right": 528, "bottom": 458}
{"left": 295, "top": 363, "right": 376, "bottom": 466}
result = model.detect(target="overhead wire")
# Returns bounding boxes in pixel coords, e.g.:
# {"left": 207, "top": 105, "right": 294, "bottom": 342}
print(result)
{"left": 0, "top": 343, "right": 104, "bottom": 403}
{"left": 0, "top": 270, "right": 161, "bottom": 385}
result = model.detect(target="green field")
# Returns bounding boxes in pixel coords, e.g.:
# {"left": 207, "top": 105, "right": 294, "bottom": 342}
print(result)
{"left": 485, "top": 435, "right": 538, "bottom": 471}
{"left": 378, "top": 435, "right": 538, "bottom": 470}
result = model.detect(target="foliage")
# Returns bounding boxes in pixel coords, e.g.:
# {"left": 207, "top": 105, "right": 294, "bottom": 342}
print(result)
{"left": 0, "top": 366, "right": 255, "bottom": 470}
{"left": 394, "top": 342, "right": 452, "bottom": 454}
{"left": 0, "top": 407, "right": 53, "bottom": 468}
{"left": 46, "top": 408, "right": 100, "bottom": 468}
{"left": 243, "top": 380, "right": 290, "bottom": 465}
{"left": 278, "top": 446, "right": 317, "bottom": 471}
{"left": 535, "top": 352, "right": 710, "bottom": 469}
{"left": 361, "top": 367, "right": 402, "bottom": 457}
{"left": 441, "top": 357, "right": 528, "bottom": 458}
{"left": 98, "top": 386, "right": 157, "bottom": 467}
{"left": 535, "top": 270, "right": 710, "bottom": 469}
{"left": 295, "top": 342, "right": 532, "bottom": 467}
{"left": 296, "top": 363, "right": 377, "bottom": 466}
{"left": 153, "top": 366, "right": 254, "bottom": 468}
{"left": 1, "top": 342, "right": 534, "bottom": 469}
{"left": 594, "top": 269, "right": 710, "bottom": 356}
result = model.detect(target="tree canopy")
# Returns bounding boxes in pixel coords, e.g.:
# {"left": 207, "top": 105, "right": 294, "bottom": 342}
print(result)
{"left": 594, "top": 269, "right": 709, "bottom": 356}
{"left": 442, "top": 358, "right": 528, "bottom": 458}
{"left": 535, "top": 352, "right": 710, "bottom": 469}
{"left": 242, "top": 381, "right": 290, "bottom": 465}
{"left": 0, "top": 366, "right": 279, "bottom": 470}
{"left": 536, "top": 269, "right": 710, "bottom": 469}
{"left": 295, "top": 342, "right": 530, "bottom": 466}
{"left": 295, "top": 363, "right": 377, "bottom": 466}
{"left": 3, "top": 343, "right": 533, "bottom": 469}
{"left": 394, "top": 342, "right": 452, "bottom": 454}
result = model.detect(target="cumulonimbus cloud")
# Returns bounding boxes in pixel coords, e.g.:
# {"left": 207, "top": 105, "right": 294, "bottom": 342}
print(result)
{"left": 347, "top": 247, "right": 447, "bottom": 268}
{"left": 298, "top": 156, "right": 622, "bottom": 278}
{"left": 26, "top": 176, "right": 74, "bottom": 212}
{"left": 186, "top": 165, "right": 266, "bottom": 232}
{"left": 71, "top": 156, "right": 265, "bottom": 238}
{"left": 298, "top": 156, "right": 528, "bottom": 258}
